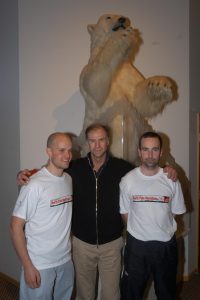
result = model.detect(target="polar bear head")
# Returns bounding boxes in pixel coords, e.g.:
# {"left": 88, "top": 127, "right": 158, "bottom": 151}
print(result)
{"left": 87, "top": 14, "right": 132, "bottom": 47}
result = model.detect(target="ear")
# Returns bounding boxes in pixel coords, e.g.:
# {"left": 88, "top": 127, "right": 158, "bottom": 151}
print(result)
{"left": 46, "top": 147, "right": 52, "bottom": 159}
{"left": 87, "top": 24, "right": 95, "bottom": 35}
{"left": 107, "top": 138, "right": 110, "bottom": 146}
{"left": 138, "top": 148, "right": 142, "bottom": 160}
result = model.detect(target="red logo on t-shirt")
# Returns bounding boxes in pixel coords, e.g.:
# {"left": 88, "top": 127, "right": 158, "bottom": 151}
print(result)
{"left": 132, "top": 195, "right": 170, "bottom": 203}
{"left": 50, "top": 196, "right": 72, "bottom": 207}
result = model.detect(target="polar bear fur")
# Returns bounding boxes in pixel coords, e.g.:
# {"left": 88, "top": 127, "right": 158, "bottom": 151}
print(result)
{"left": 78, "top": 14, "right": 176, "bottom": 164}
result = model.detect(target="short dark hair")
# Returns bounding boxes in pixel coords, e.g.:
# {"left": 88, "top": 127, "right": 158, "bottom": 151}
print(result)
{"left": 139, "top": 131, "right": 162, "bottom": 150}
{"left": 85, "top": 124, "right": 110, "bottom": 139}
{"left": 47, "top": 132, "right": 72, "bottom": 148}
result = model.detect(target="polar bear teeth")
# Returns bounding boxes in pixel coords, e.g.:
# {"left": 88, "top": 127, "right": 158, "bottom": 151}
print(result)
{"left": 112, "top": 24, "right": 126, "bottom": 31}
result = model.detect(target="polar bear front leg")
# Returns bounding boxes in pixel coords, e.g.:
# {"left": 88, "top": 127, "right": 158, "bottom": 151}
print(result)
{"left": 80, "top": 27, "right": 136, "bottom": 106}
{"left": 133, "top": 75, "right": 176, "bottom": 118}
{"left": 99, "top": 27, "right": 137, "bottom": 67}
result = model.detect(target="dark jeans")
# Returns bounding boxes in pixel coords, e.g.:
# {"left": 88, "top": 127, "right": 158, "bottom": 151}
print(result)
{"left": 121, "top": 233, "right": 177, "bottom": 300}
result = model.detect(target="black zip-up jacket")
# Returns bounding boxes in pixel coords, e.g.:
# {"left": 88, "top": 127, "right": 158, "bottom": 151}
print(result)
{"left": 67, "top": 153, "right": 133, "bottom": 245}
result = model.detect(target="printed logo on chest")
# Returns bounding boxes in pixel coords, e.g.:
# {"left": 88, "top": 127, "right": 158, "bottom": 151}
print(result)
{"left": 50, "top": 195, "right": 72, "bottom": 207}
{"left": 132, "top": 195, "right": 170, "bottom": 203}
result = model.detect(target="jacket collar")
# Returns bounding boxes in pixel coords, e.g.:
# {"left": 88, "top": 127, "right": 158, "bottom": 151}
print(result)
{"left": 87, "top": 152, "right": 110, "bottom": 176}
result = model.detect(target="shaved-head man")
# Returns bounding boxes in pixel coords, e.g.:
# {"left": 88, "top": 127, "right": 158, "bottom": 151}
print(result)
{"left": 10, "top": 133, "right": 74, "bottom": 300}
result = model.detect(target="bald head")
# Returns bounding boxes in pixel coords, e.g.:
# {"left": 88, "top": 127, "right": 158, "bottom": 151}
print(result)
{"left": 47, "top": 132, "right": 72, "bottom": 148}
{"left": 46, "top": 132, "right": 72, "bottom": 176}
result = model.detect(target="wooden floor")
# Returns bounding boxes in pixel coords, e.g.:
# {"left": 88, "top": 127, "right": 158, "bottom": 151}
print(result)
{"left": 0, "top": 274, "right": 19, "bottom": 300}
{"left": 177, "top": 273, "right": 200, "bottom": 300}
{"left": 0, "top": 273, "right": 200, "bottom": 299}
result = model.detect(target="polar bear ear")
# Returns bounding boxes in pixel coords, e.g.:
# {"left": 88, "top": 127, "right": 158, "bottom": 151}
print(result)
{"left": 87, "top": 24, "right": 95, "bottom": 35}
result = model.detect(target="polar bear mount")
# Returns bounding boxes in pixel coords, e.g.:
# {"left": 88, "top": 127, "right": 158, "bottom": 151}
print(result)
{"left": 78, "top": 14, "right": 177, "bottom": 165}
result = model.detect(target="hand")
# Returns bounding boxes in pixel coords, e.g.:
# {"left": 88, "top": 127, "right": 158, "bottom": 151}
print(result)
{"left": 163, "top": 165, "right": 177, "bottom": 182}
{"left": 24, "top": 264, "right": 41, "bottom": 289}
{"left": 16, "top": 169, "right": 38, "bottom": 186}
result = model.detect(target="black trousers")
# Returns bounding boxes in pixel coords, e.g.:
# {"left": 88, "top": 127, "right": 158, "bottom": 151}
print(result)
{"left": 121, "top": 233, "right": 177, "bottom": 300}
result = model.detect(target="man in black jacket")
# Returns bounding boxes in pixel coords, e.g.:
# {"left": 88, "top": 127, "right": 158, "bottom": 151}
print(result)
{"left": 68, "top": 124, "right": 133, "bottom": 300}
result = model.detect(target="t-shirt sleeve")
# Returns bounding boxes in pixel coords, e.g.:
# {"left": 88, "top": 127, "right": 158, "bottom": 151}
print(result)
{"left": 171, "top": 180, "right": 186, "bottom": 215}
{"left": 119, "top": 178, "right": 130, "bottom": 214}
{"left": 12, "top": 183, "right": 40, "bottom": 221}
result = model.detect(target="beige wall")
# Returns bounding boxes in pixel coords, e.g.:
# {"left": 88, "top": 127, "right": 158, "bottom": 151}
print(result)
{"left": 2, "top": 0, "right": 195, "bottom": 291}
{"left": 18, "top": 1, "right": 190, "bottom": 278}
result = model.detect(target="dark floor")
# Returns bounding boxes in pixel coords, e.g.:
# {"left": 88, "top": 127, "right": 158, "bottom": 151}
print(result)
{"left": 0, "top": 273, "right": 200, "bottom": 299}
{"left": 177, "top": 273, "right": 200, "bottom": 300}
{"left": 0, "top": 276, "right": 19, "bottom": 300}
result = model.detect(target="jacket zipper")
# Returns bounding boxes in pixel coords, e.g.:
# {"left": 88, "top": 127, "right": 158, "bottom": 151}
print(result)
{"left": 95, "top": 175, "right": 99, "bottom": 247}
{"left": 88, "top": 154, "right": 108, "bottom": 247}
{"left": 93, "top": 168, "right": 104, "bottom": 247}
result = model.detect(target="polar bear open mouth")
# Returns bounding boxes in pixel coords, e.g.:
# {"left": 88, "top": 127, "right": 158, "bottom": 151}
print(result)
{"left": 112, "top": 17, "right": 129, "bottom": 31}
{"left": 112, "top": 24, "right": 126, "bottom": 31}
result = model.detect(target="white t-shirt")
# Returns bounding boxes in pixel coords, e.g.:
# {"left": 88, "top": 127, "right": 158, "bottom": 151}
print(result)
{"left": 120, "top": 167, "right": 186, "bottom": 242}
{"left": 13, "top": 167, "right": 72, "bottom": 270}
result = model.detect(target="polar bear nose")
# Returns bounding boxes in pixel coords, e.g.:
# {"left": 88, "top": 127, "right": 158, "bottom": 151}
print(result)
{"left": 118, "top": 17, "right": 126, "bottom": 24}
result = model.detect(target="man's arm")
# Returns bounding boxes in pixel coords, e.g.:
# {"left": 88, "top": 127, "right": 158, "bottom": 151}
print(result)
{"left": 121, "top": 213, "right": 128, "bottom": 226}
{"left": 10, "top": 216, "right": 41, "bottom": 288}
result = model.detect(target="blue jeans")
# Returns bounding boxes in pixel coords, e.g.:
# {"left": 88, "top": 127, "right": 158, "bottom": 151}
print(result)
{"left": 20, "top": 260, "right": 74, "bottom": 300}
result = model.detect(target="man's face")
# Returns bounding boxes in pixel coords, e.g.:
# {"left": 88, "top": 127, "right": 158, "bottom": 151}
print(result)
{"left": 87, "top": 128, "right": 109, "bottom": 160}
{"left": 138, "top": 137, "right": 162, "bottom": 169}
{"left": 47, "top": 135, "right": 72, "bottom": 170}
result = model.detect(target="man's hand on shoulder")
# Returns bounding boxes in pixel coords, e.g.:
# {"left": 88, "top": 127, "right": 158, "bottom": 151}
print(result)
{"left": 17, "top": 169, "right": 38, "bottom": 186}
{"left": 163, "top": 165, "right": 177, "bottom": 182}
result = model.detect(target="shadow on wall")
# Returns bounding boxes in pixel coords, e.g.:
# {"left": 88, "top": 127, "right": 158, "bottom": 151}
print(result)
{"left": 53, "top": 90, "right": 84, "bottom": 142}
{"left": 159, "top": 131, "right": 191, "bottom": 287}
{"left": 159, "top": 132, "right": 192, "bottom": 214}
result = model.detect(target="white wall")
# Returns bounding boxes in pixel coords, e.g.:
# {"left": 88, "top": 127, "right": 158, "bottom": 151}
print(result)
{"left": 1, "top": 0, "right": 192, "bottom": 290}
{"left": 18, "top": 2, "right": 190, "bottom": 279}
